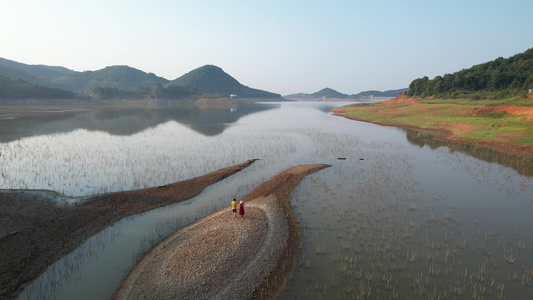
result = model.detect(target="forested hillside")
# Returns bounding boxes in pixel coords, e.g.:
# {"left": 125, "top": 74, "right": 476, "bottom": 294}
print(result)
{"left": 166, "top": 65, "right": 280, "bottom": 98}
{"left": 0, "top": 57, "right": 75, "bottom": 83}
{"left": 0, "top": 58, "right": 281, "bottom": 99}
{"left": 0, "top": 76, "right": 74, "bottom": 99}
{"left": 310, "top": 88, "right": 349, "bottom": 98}
{"left": 407, "top": 48, "right": 533, "bottom": 99}
{"left": 51, "top": 66, "right": 169, "bottom": 92}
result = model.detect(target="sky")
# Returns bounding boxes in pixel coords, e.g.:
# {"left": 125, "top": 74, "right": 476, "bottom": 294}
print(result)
{"left": 1, "top": 0, "right": 532, "bottom": 96}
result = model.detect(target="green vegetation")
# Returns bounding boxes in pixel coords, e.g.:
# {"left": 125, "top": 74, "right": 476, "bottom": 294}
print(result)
{"left": 0, "top": 57, "right": 75, "bottom": 83}
{"left": 520, "top": 137, "right": 533, "bottom": 144}
{"left": 333, "top": 97, "right": 533, "bottom": 156}
{"left": 51, "top": 66, "right": 169, "bottom": 92}
{"left": 1, "top": 58, "right": 281, "bottom": 99}
{"left": 0, "top": 76, "right": 73, "bottom": 99}
{"left": 407, "top": 48, "right": 533, "bottom": 99}
{"left": 310, "top": 87, "right": 350, "bottom": 98}
{"left": 418, "top": 94, "right": 533, "bottom": 106}
{"left": 166, "top": 65, "right": 280, "bottom": 98}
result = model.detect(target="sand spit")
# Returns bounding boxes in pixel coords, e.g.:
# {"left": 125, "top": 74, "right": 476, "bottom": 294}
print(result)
{"left": 0, "top": 160, "right": 256, "bottom": 300}
{"left": 114, "top": 164, "right": 330, "bottom": 300}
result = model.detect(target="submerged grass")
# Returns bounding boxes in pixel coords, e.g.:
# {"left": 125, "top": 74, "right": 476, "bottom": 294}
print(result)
{"left": 281, "top": 141, "right": 533, "bottom": 299}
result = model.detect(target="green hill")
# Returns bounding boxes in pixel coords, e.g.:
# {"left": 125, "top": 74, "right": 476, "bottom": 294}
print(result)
{"left": 284, "top": 88, "right": 350, "bottom": 99}
{"left": 166, "top": 65, "right": 280, "bottom": 98}
{"left": 0, "top": 65, "right": 45, "bottom": 85}
{"left": 0, "top": 58, "right": 168, "bottom": 93}
{"left": 51, "top": 65, "right": 170, "bottom": 92}
{"left": 0, "top": 58, "right": 280, "bottom": 99}
{"left": 0, "top": 75, "right": 73, "bottom": 99}
{"left": 407, "top": 47, "right": 533, "bottom": 99}
{"left": 285, "top": 88, "right": 407, "bottom": 99}
{"left": 310, "top": 88, "right": 349, "bottom": 98}
{"left": 352, "top": 88, "right": 409, "bottom": 98}
{"left": 0, "top": 57, "right": 75, "bottom": 84}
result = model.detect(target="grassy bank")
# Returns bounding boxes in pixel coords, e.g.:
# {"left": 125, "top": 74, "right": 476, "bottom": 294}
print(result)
{"left": 331, "top": 95, "right": 533, "bottom": 157}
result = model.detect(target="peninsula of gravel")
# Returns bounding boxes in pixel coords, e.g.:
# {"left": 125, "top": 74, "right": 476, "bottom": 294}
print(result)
{"left": 114, "top": 164, "right": 330, "bottom": 300}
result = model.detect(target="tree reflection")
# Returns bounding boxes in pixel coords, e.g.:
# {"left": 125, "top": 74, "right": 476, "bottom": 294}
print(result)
{"left": 404, "top": 129, "right": 533, "bottom": 176}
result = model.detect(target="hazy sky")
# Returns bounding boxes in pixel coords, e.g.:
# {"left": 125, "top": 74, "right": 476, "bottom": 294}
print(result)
{"left": 1, "top": 0, "right": 532, "bottom": 95}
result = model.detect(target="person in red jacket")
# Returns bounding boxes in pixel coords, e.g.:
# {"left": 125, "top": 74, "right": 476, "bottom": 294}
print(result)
{"left": 238, "top": 200, "right": 245, "bottom": 218}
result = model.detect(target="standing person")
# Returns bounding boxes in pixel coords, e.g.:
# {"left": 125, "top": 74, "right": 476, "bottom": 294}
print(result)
{"left": 238, "top": 200, "right": 245, "bottom": 218}
{"left": 231, "top": 198, "right": 237, "bottom": 217}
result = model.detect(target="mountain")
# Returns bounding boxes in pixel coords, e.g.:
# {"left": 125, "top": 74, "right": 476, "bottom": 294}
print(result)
{"left": 50, "top": 65, "right": 170, "bottom": 92}
{"left": 166, "top": 65, "right": 280, "bottom": 98}
{"left": 406, "top": 47, "right": 533, "bottom": 99}
{"left": 0, "top": 58, "right": 280, "bottom": 98}
{"left": 310, "top": 88, "right": 350, "bottom": 99}
{"left": 0, "top": 65, "right": 44, "bottom": 85}
{"left": 282, "top": 92, "right": 307, "bottom": 98}
{"left": 0, "top": 75, "right": 74, "bottom": 99}
{"left": 284, "top": 88, "right": 407, "bottom": 99}
{"left": 0, "top": 57, "right": 75, "bottom": 84}
{"left": 352, "top": 88, "right": 409, "bottom": 98}
{"left": 0, "top": 59, "right": 168, "bottom": 93}
{"left": 284, "top": 87, "right": 350, "bottom": 99}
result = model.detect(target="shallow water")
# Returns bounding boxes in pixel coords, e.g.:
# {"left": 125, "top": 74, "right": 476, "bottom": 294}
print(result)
{"left": 1, "top": 101, "right": 531, "bottom": 299}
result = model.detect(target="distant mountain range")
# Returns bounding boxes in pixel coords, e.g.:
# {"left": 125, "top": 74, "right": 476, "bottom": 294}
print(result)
{"left": 284, "top": 87, "right": 409, "bottom": 100}
{"left": 0, "top": 56, "right": 405, "bottom": 101}
{"left": 0, "top": 58, "right": 280, "bottom": 99}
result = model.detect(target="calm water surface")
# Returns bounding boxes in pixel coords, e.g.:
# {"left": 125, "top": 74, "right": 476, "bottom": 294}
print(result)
{"left": 1, "top": 101, "right": 531, "bottom": 300}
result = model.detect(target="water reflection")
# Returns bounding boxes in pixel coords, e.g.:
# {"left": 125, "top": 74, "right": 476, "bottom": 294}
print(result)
{"left": 404, "top": 129, "right": 533, "bottom": 177}
{"left": 0, "top": 113, "right": 76, "bottom": 143}
{"left": 90, "top": 102, "right": 280, "bottom": 136}
{"left": 3, "top": 101, "right": 532, "bottom": 299}
{"left": 0, "top": 101, "right": 279, "bottom": 142}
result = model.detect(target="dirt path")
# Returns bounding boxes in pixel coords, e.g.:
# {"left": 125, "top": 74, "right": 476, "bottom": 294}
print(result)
{"left": 0, "top": 160, "right": 256, "bottom": 300}
{"left": 113, "top": 164, "right": 330, "bottom": 300}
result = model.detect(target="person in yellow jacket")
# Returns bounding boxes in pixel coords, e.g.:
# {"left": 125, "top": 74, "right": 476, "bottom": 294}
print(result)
{"left": 231, "top": 198, "right": 237, "bottom": 217}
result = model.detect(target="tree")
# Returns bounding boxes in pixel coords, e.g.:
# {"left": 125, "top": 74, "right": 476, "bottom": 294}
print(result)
{"left": 405, "top": 47, "right": 533, "bottom": 99}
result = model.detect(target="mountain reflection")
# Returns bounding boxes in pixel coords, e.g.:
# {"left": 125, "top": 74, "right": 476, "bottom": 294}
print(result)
{"left": 0, "top": 101, "right": 280, "bottom": 142}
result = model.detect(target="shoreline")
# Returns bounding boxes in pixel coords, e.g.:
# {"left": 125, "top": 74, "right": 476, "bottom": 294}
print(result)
{"left": 333, "top": 112, "right": 533, "bottom": 158}
{"left": 0, "top": 160, "right": 255, "bottom": 300}
{"left": 114, "top": 164, "right": 330, "bottom": 300}
{"left": 331, "top": 97, "right": 533, "bottom": 159}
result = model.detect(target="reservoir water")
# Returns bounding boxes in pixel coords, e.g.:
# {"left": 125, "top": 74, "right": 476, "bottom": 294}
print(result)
{"left": 1, "top": 101, "right": 532, "bottom": 299}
